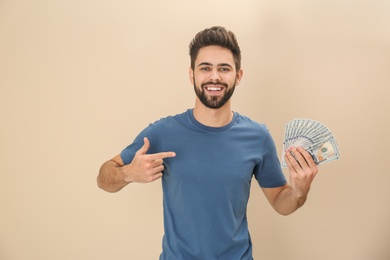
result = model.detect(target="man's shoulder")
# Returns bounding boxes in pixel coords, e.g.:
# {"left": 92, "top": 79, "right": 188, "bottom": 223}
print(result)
{"left": 234, "top": 112, "right": 268, "bottom": 132}
{"left": 148, "top": 109, "right": 190, "bottom": 128}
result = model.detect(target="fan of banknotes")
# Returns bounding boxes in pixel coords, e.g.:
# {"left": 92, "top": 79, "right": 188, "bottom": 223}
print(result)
{"left": 281, "top": 118, "right": 340, "bottom": 167}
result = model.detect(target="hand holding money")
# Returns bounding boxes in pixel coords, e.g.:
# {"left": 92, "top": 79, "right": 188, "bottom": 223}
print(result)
{"left": 284, "top": 146, "right": 318, "bottom": 199}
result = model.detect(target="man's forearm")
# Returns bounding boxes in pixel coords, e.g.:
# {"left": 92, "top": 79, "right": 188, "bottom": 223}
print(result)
{"left": 272, "top": 185, "right": 308, "bottom": 216}
{"left": 97, "top": 160, "right": 130, "bottom": 193}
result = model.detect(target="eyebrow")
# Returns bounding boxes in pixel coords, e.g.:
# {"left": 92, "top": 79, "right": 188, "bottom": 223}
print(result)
{"left": 197, "top": 62, "right": 233, "bottom": 68}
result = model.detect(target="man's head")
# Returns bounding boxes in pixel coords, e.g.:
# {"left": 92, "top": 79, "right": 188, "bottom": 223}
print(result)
{"left": 189, "top": 26, "right": 241, "bottom": 71}
{"left": 189, "top": 27, "right": 243, "bottom": 110}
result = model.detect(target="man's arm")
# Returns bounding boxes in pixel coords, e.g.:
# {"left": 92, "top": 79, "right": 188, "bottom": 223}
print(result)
{"left": 262, "top": 146, "right": 318, "bottom": 215}
{"left": 97, "top": 137, "right": 176, "bottom": 193}
{"left": 97, "top": 155, "right": 129, "bottom": 192}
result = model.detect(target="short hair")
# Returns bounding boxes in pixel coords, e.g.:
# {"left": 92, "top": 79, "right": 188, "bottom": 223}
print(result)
{"left": 189, "top": 26, "right": 241, "bottom": 71}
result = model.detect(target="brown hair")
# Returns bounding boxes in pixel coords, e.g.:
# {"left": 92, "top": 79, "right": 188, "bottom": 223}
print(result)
{"left": 189, "top": 26, "right": 241, "bottom": 71}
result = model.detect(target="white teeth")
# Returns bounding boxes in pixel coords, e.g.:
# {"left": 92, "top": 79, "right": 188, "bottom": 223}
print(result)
{"left": 207, "top": 87, "right": 221, "bottom": 91}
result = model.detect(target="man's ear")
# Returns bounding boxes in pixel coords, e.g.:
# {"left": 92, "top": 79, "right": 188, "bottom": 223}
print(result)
{"left": 235, "top": 69, "right": 243, "bottom": 86}
{"left": 189, "top": 67, "right": 194, "bottom": 85}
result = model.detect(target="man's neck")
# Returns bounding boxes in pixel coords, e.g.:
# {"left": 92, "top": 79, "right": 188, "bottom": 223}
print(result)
{"left": 193, "top": 100, "right": 233, "bottom": 127}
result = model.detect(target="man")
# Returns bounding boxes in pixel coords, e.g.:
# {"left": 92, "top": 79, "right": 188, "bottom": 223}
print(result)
{"left": 97, "top": 26, "right": 318, "bottom": 259}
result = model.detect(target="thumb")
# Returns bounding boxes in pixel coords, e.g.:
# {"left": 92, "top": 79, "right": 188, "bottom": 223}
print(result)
{"left": 138, "top": 137, "right": 150, "bottom": 155}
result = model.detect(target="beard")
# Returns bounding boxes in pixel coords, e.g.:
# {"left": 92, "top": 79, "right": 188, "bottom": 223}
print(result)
{"left": 193, "top": 79, "right": 236, "bottom": 109}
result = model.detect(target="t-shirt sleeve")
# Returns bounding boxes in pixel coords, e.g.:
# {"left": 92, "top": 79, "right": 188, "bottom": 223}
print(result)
{"left": 120, "top": 123, "right": 161, "bottom": 165}
{"left": 253, "top": 130, "right": 287, "bottom": 188}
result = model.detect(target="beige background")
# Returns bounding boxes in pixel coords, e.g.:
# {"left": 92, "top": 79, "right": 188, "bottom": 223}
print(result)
{"left": 1, "top": 0, "right": 389, "bottom": 259}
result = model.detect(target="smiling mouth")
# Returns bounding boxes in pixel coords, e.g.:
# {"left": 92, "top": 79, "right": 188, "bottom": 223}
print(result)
{"left": 203, "top": 82, "right": 228, "bottom": 94}
{"left": 206, "top": 86, "right": 223, "bottom": 91}
{"left": 200, "top": 80, "right": 228, "bottom": 95}
{"left": 204, "top": 86, "right": 224, "bottom": 96}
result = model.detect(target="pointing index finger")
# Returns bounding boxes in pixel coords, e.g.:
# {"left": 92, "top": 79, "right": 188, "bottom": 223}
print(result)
{"left": 149, "top": 151, "right": 176, "bottom": 160}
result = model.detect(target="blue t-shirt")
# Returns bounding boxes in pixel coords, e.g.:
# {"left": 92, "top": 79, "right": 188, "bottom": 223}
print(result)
{"left": 121, "top": 109, "right": 286, "bottom": 260}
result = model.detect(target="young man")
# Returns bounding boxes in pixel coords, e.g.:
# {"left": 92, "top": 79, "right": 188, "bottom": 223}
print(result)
{"left": 97, "top": 26, "right": 318, "bottom": 259}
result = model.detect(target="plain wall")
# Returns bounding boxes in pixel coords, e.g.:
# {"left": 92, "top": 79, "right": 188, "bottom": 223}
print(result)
{"left": 1, "top": 0, "right": 389, "bottom": 259}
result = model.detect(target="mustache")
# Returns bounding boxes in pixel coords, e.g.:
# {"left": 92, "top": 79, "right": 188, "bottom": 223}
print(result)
{"left": 201, "top": 81, "right": 228, "bottom": 88}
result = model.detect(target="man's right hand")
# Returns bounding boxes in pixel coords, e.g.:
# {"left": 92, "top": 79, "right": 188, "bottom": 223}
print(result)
{"left": 97, "top": 137, "right": 176, "bottom": 192}
{"left": 123, "top": 137, "right": 176, "bottom": 183}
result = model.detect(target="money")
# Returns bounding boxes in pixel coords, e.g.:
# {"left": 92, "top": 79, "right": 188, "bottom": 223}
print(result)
{"left": 281, "top": 118, "right": 340, "bottom": 167}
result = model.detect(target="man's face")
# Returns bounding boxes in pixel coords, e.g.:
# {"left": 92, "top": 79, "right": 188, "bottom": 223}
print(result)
{"left": 190, "top": 45, "right": 243, "bottom": 109}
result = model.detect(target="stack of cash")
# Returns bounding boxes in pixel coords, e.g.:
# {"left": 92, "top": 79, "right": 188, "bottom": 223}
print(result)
{"left": 281, "top": 118, "right": 340, "bottom": 168}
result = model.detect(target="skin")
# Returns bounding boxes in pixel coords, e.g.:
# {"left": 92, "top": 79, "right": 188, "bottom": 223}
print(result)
{"left": 97, "top": 45, "right": 318, "bottom": 215}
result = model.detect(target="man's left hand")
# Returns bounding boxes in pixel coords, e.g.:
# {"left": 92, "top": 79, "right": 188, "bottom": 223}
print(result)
{"left": 284, "top": 146, "right": 319, "bottom": 199}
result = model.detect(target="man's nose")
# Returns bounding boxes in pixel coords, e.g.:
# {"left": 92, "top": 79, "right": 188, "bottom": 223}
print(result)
{"left": 209, "top": 70, "right": 222, "bottom": 82}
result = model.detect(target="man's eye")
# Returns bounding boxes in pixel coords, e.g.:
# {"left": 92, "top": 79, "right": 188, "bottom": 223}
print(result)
{"left": 200, "top": 67, "right": 210, "bottom": 71}
{"left": 220, "top": 68, "right": 230, "bottom": 72}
